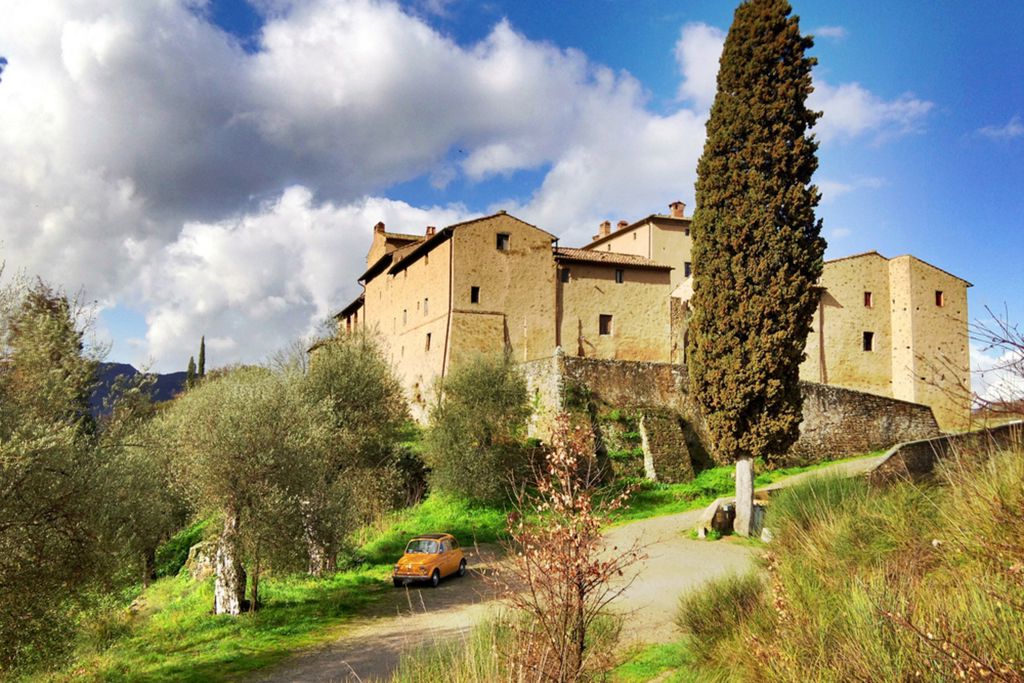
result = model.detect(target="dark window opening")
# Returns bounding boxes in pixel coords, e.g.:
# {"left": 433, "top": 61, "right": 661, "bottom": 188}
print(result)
{"left": 863, "top": 331, "right": 874, "bottom": 352}
{"left": 403, "top": 309, "right": 407, "bottom": 325}
{"left": 425, "top": 333, "right": 431, "bottom": 351}
{"left": 496, "top": 233, "right": 510, "bottom": 251}
{"left": 684, "top": 261, "right": 692, "bottom": 278}
{"left": 599, "top": 314, "right": 613, "bottom": 336}
{"left": 615, "top": 269, "right": 624, "bottom": 284}
{"left": 560, "top": 268, "right": 570, "bottom": 283}
{"left": 424, "top": 298, "right": 428, "bottom": 315}
{"left": 935, "top": 290, "right": 945, "bottom": 307}
{"left": 864, "top": 291, "right": 873, "bottom": 308}
{"left": 470, "top": 286, "right": 480, "bottom": 304}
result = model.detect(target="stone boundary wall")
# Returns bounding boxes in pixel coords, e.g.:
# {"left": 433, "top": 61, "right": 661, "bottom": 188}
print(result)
{"left": 869, "top": 421, "right": 1023, "bottom": 485}
{"left": 520, "top": 353, "right": 944, "bottom": 465}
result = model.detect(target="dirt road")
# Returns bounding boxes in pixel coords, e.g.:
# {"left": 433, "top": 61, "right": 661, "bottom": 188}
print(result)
{"left": 248, "top": 455, "right": 885, "bottom": 682}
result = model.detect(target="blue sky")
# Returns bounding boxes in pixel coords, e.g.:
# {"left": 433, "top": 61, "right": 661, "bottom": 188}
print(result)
{"left": 0, "top": 0, "right": 1020, "bottom": 394}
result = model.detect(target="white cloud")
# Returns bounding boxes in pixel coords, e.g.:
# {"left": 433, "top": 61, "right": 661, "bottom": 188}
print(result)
{"left": 674, "top": 22, "right": 725, "bottom": 110}
{"left": 977, "top": 114, "right": 1024, "bottom": 140}
{"left": 811, "top": 25, "right": 847, "bottom": 40}
{"left": 810, "top": 80, "right": 933, "bottom": 143}
{"left": 971, "top": 343, "right": 1024, "bottom": 405}
{"left": 818, "top": 176, "right": 884, "bottom": 203}
{"left": 827, "top": 226, "right": 852, "bottom": 240}
{"left": 138, "top": 188, "right": 470, "bottom": 369}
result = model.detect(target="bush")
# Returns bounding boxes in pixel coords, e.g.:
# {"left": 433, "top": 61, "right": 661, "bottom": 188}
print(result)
{"left": 676, "top": 572, "right": 764, "bottom": 657}
{"left": 425, "top": 354, "right": 532, "bottom": 504}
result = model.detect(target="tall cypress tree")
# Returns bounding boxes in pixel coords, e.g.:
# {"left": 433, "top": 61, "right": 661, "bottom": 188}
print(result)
{"left": 686, "top": 0, "right": 824, "bottom": 535}
{"left": 198, "top": 336, "right": 206, "bottom": 379}
{"left": 186, "top": 356, "right": 197, "bottom": 389}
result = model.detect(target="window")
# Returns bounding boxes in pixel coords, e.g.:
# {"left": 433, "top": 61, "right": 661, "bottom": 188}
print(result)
{"left": 684, "top": 227, "right": 691, "bottom": 237}
{"left": 424, "top": 254, "right": 429, "bottom": 266}
{"left": 560, "top": 268, "right": 570, "bottom": 283}
{"left": 606, "top": 244, "right": 611, "bottom": 251}
{"left": 862, "top": 331, "right": 874, "bottom": 352}
{"left": 632, "top": 232, "right": 637, "bottom": 240}
{"left": 424, "top": 297, "right": 428, "bottom": 315}
{"left": 470, "top": 286, "right": 480, "bottom": 304}
{"left": 935, "top": 290, "right": 945, "bottom": 307}
{"left": 864, "top": 291, "right": 873, "bottom": 308}
{"left": 684, "top": 261, "right": 692, "bottom": 278}
{"left": 403, "top": 309, "right": 407, "bottom": 325}
{"left": 425, "top": 333, "right": 431, "bottom": 351}
{"left": 599, "top": 314, "right": 613, "bottom": 336}
{"left": 615, "top": 269, "right": 624, "bottom": 284}
{"left": 496, "top": 233, "right": 510, "bottom": 251}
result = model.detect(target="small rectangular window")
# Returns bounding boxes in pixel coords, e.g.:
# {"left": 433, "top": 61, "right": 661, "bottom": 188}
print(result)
{"left": 935, "top": 290, "right": 944, "bottom": 307}
{"left": 470, "top": 286, "right": 480, "bottom": 304}
{"left": 424, "top": 298, "right": 428, "bottom": 315}
{"left": 599, "top": 314, "right": 613, "bottom": 336}
{"left": 615, "top": 269, "right": 624, "bottom": 284}
{"left": 560, "top": 268, "right": 570, "bottom": 283}
{"left": 496, "top": 233, "right": 510, "bottom": 251}
{"left": 863, "top": 331, "right": 874, "bottom": 352}
{"left": 403, "top": 309, "right": 407, "bottom": 325}
{"left": 425, "top": 333, "right": 431, "bottom": 351}
{"left": 684, "top": 227, "right": 691, "bottom": 237}
{"left": 632, "top": 232, "right": 637, "bottom": 240}
{"left": 864, "top": 291, "right": 873, "bottom": 308}
{"left": 684, "top": 261, "right": 692, "bottom": 278}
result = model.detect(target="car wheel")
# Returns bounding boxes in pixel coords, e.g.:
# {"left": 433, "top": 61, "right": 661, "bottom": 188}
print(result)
{"left": 457, "top": 559, "right": 467, "bottom": 577}
{"left": 430, "top": 569, "right": 440, "bottom": 588}
{"left": 393, "top": 578, "right": 403, "bottom": 588}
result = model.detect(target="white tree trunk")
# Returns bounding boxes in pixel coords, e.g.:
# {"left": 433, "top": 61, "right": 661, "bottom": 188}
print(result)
{"left": 734, "top": 457, "right": 754, "bottom": 537}
{"left": 214, "top": 510, "right": 246, "bottom": 615}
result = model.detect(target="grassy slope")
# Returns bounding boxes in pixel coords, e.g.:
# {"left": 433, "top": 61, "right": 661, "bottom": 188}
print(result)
{"left": 643, "top": 445, "right": 1024, "bottom": 682}
{"left": 39, "top": 453, "right": 878, "bottom": 682}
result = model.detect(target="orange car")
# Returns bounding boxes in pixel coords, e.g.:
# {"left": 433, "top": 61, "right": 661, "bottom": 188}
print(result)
{"left": 392, "top": 533, "right": 466, "bottom": 588}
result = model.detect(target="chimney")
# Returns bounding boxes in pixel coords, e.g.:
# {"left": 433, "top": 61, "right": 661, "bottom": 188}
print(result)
{"left": 669, "top": 201, "right": 686, "bottom": 219}
{"left": 616, "top": 220, "right": 629, "bottom": 231}
{"left": 374, "top": 221, "right": 386, "bottom": 233}
{"left": 592, "top": 220, "right": 612, "bottom": 241}
{"left": 425, "top": 225, "right": 436, "bottom": 237}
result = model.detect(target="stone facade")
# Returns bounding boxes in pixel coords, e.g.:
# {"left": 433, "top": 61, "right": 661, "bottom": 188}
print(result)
{"left": 330, "top": 204, "right": 970, "bottom": 430}
{"left": 521, "top": 354, "right": 942, "bottom": 468}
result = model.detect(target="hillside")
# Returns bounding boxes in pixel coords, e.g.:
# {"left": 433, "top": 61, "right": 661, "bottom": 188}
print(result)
{"left": 89, "top": 362, "right": 187, "bottom": 415}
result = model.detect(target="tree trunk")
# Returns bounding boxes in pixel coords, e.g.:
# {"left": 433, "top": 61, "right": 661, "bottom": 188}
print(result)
{"left": 302, "top": 504, "right": 335, "bottom": 577}
{"left": 734, "top": 457, "right": 754, "bottom": 537}
{"left": 214, "top": 510, "right": 246, "bottom": 615}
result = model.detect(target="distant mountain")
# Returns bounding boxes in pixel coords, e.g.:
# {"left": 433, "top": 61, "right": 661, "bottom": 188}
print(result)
{"left": 90, "top": 362, "right": 188, "bottom": 416}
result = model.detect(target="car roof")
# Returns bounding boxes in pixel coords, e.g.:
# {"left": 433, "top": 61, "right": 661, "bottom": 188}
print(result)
{"left": 410, "top": 533, "right": 452, "bottom": 540}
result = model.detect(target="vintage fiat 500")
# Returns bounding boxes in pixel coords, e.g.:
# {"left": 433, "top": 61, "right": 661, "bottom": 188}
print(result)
{"left": 392, "top": 533, "right": 467, "bottom": 587}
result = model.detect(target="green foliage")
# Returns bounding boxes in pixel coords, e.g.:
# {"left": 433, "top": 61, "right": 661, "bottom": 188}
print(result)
{"left": 611, "top": 641, "right": 696, "bottom": 683}
{"left": 425, "top": 354, "right": 532, "bottom": 504}
{"left": 687, "top": 0, "right": 824, "bottom": 463}
{"left": 684, "top": 446, "right": 1024, "bottom": 681}
{"left": 677, "top": 572, "right": 764, "bottom": 658}
{"left": 155, "top": 519, "right": 212, "bottom": 579}
{"left": 197, "top": 335, "right": 206, "bottom": 378}
{"left": 185, "top": 355, "right": 196, "bottom": 389}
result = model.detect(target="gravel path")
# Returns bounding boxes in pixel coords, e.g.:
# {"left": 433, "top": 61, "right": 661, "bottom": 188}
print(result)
{"left": 247, "top": 455, "right": 886, "bottom": 682}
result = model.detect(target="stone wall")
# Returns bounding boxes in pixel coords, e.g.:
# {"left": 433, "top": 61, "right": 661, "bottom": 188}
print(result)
{"left": 869, "top": 421, "right": 1022, "bottom": 485}
{"left": 520, "top": 354, "right": 944, "bottom": 468}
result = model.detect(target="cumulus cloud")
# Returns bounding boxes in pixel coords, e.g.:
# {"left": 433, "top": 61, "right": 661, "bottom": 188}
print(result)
{"left": 0, "top": 1, "right": 940, "bottom": 370}
{"left": 809, "top": 80, "right": 933, "bottom": 143}
{"left": 674, "top": 22, "right": 725, "bottom": 110}
{"left": 971, "top": 343, "right": 1024, "bottom": 405}
{"left": 977, "top": 114, "right": 1024, "bottom": 140}
{"left": 818, "top": 176, "right": 884, "bottom": 203}
{"left": 811, "top": 25, "right": 847, "bottom": 40}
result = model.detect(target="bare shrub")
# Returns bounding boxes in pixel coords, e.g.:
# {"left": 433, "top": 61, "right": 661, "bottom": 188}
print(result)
{"left": 500, "top": 413, "right": 644, "bottom": 683}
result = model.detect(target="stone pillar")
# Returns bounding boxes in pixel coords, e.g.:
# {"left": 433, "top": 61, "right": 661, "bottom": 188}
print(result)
{"left": 733, "top": 457, "right": 754, "bottom": 537}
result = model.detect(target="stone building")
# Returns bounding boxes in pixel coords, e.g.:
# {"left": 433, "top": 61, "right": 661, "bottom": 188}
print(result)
{"left": 333, "top": 203, "right": 970, "bottom": 430}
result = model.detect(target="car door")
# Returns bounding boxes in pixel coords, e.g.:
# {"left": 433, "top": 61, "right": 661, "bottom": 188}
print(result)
{"left": 438, "top": 539, "right": 453, "bottom": 576}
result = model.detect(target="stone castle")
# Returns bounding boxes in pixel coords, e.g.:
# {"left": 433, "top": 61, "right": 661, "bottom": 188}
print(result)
{"left": 330, "top": 203, "right": 970, "bottom": 433}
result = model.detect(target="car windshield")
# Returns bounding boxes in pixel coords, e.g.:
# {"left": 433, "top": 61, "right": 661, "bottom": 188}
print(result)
{"left": 405, "top": 539, "right": 439, "bottom": 554}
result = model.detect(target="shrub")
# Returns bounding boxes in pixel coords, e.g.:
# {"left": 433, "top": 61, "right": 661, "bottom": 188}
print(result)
{"left": 154, "top": 518, "right": 211, "bottom": 578}
{"left": 676, "top": 572, "right": 764, "bottom": 658}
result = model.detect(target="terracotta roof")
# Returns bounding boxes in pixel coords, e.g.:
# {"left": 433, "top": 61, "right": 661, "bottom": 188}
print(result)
{"left": 583, "top": 213, "right": 690, "bottom": 250}
{"left": 554, "top": 247, "right": 672, "bottom": 270}
{"left": 383, "top": 232, "right": 423, "bottom": 243}
{"left": 388, "top": 211, "right": 556, "bottom": 276}
{"left": 334, "top": 293, "right": 364, "bottom": 319}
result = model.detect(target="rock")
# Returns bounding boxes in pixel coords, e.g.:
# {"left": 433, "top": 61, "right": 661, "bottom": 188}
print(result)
{"left": 184, "top": 540, "right": 216, "bottom": 581}
{"left": 695, "top": 498, "right": 735, "bottom": 538}
{"left": 760, "top": 527, "right": 774, "bottom": 543}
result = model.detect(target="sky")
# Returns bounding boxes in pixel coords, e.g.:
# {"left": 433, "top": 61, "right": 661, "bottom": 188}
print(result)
{"left": 0, "top": 0, "right": 1021, "bottom": 397}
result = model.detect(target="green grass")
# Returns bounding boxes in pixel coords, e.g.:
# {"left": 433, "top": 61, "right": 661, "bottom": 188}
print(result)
{"left": 610, "top": 451, "right": 883, "bottom": 524}
{"left": 665, "top": 445, "right": 1024, "bottom": 682}
{"left": 611, "top": 641, "right": 698, "bottom": 683}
